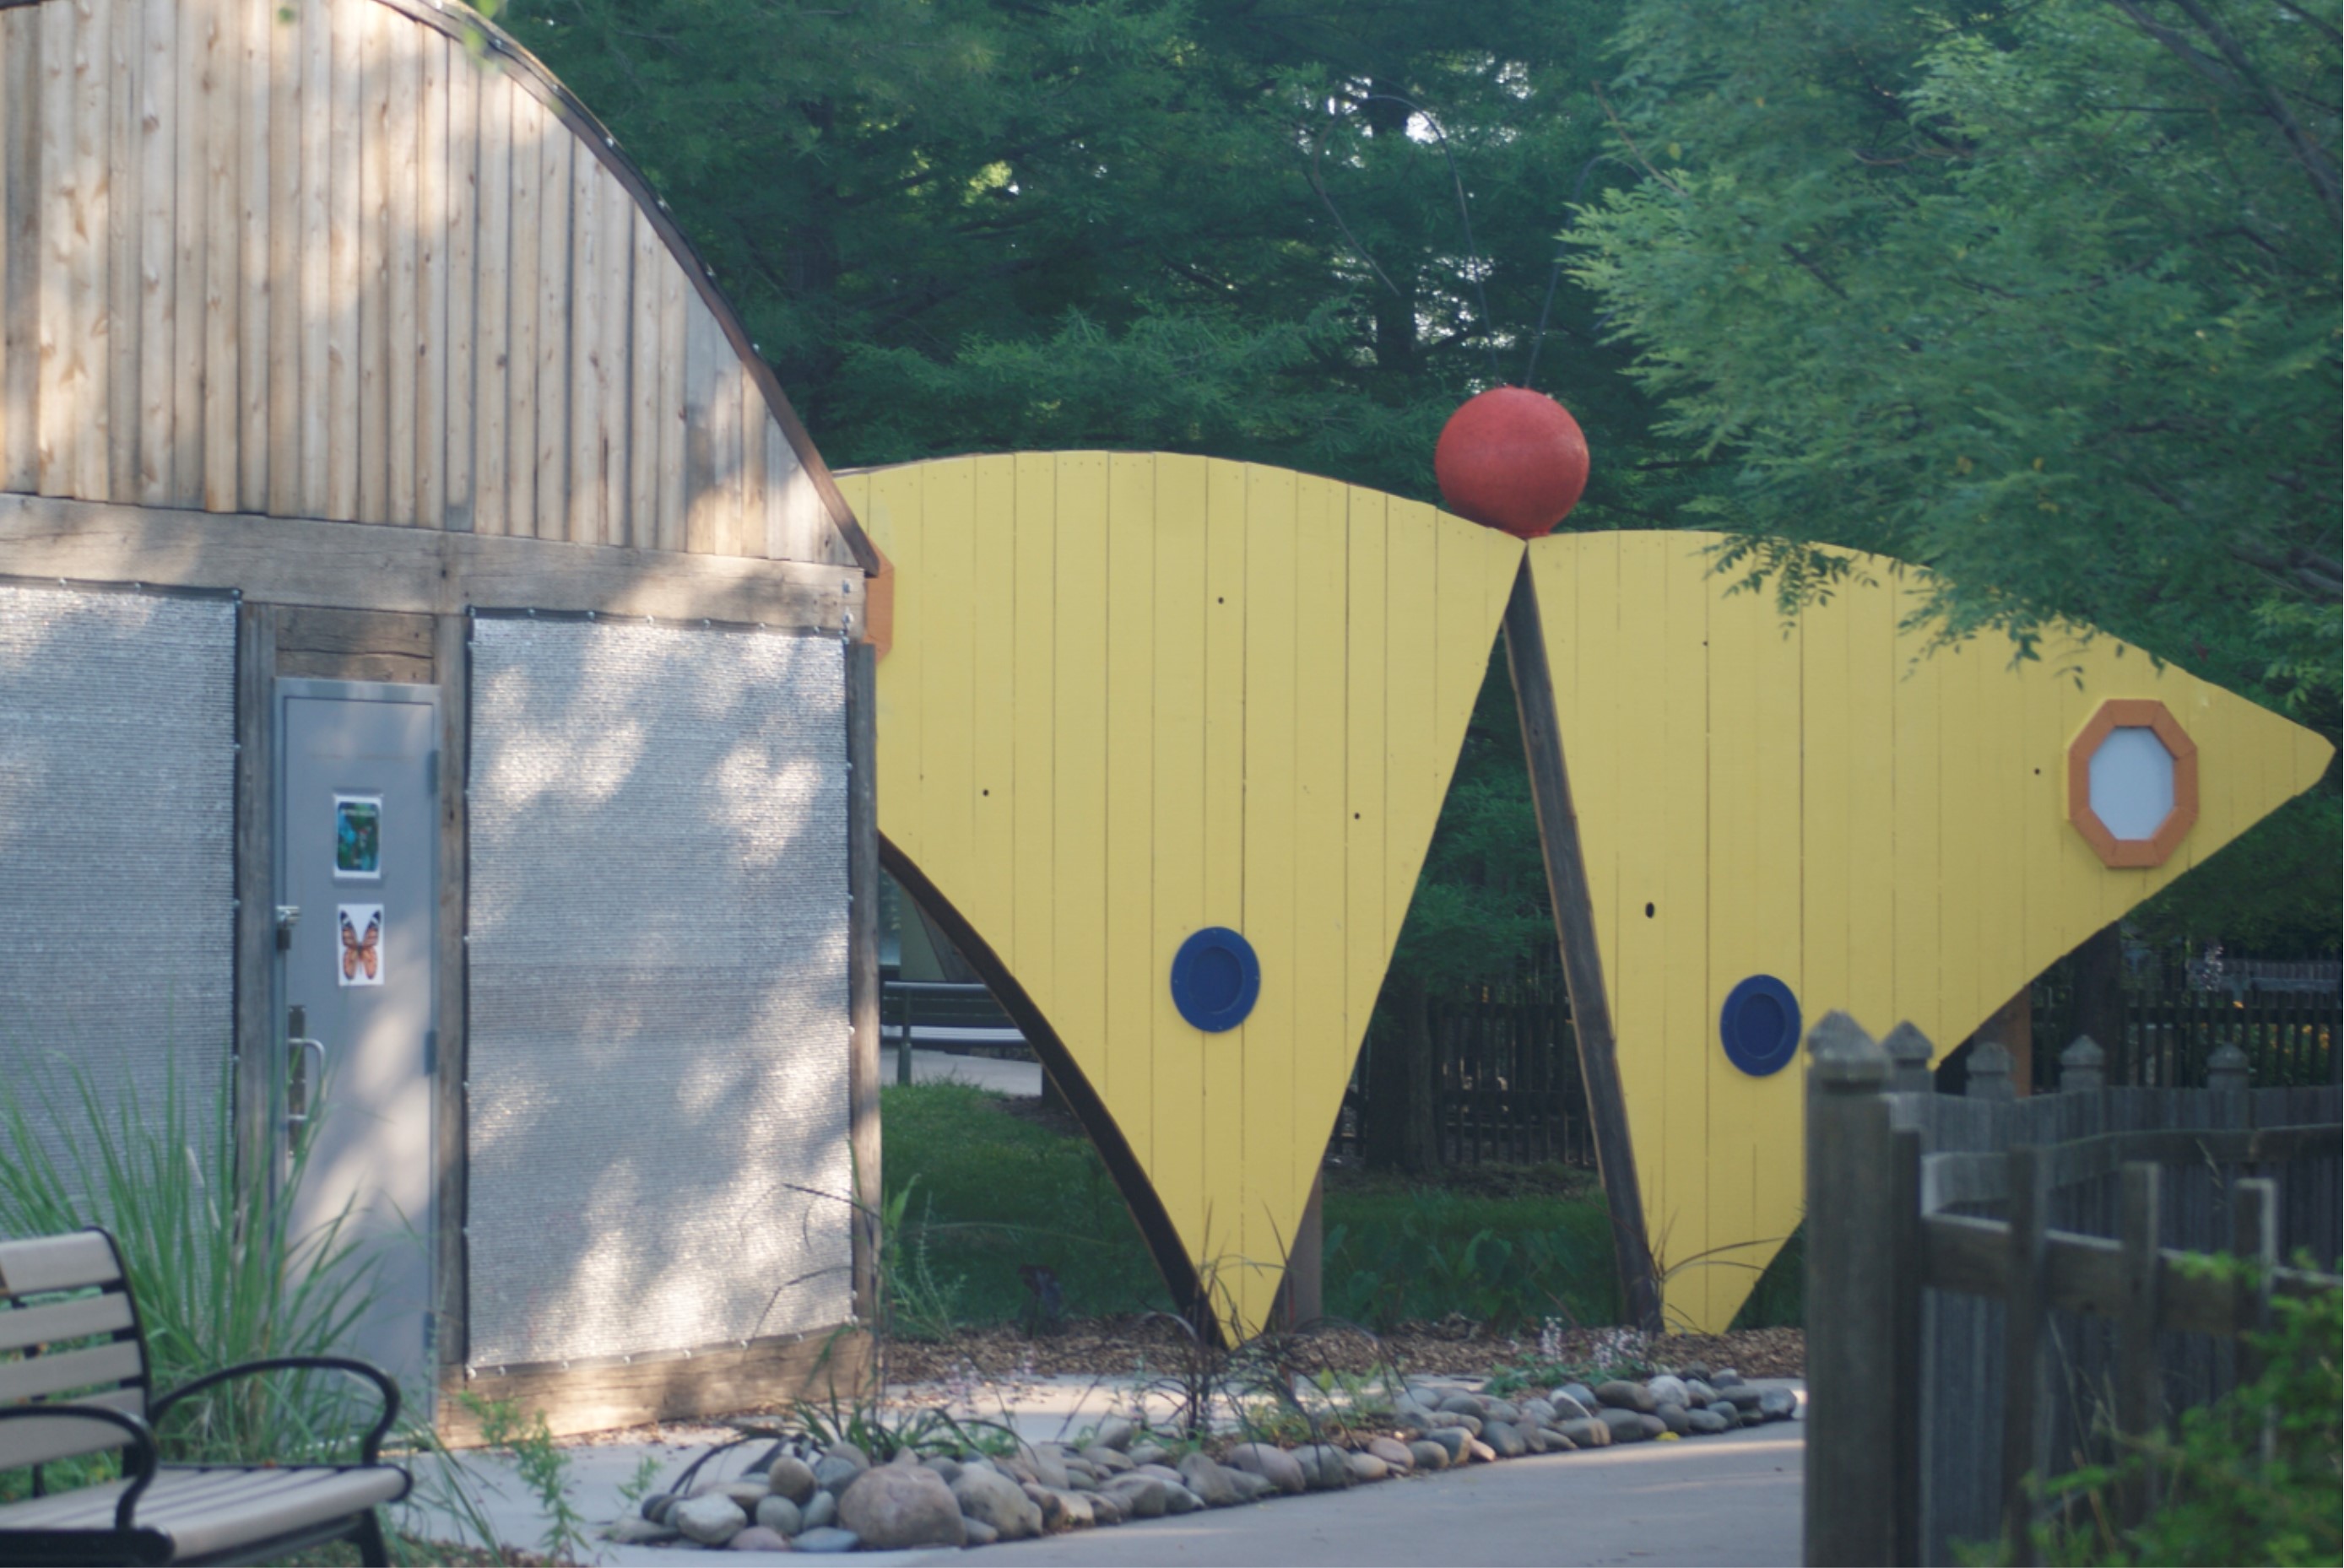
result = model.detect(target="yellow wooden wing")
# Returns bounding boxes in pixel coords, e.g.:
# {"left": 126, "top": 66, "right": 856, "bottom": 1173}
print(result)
{"left": 1522, "top": 533, "right": 2335, "bottom": 1332}
{"left": 842, "top": 453, "right": 1523, "bottom": 1333}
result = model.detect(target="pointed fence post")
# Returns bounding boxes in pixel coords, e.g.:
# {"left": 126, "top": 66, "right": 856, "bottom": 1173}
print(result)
{"left": 1884, "top": 1022, "right": 1936, "bottom": 1096}
{"left": 2058, "top": 1036, "right": 2105, "bottom": 1093}
{"left": 2206, "top": 1041, "right": 2249, "bottom": 1094}
{"left": 1805, "top": 1012, "right": 1906, "bottom": 1566}
{"left": 1968, "top": 1041, "right": 2016, "bottom": 1101}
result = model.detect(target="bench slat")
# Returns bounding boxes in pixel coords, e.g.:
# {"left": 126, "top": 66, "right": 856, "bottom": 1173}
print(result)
{"left": 0, "top": 1234, "right": 124, "bottom": 1296}
{"left": 0, "top": 1289, "right": 138, "bottom": 1354}
{"left": 0, "top": 1387, "right": 146, "bottom": 1471}
{"left": 0, "top": 1464, "right": 408, "bottom": 1562}
{"left": 0, "top": 1338, "right": 145, "bottom": 1403}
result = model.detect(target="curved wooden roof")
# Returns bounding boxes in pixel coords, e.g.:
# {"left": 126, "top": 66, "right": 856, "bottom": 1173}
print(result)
{"left": 0, "top": 0, "right": 874, "bottom": 569}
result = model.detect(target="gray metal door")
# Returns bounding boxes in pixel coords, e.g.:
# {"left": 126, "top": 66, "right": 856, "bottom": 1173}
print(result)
{"left": 274, "top": 681, "right": 437, "bottom": 1400}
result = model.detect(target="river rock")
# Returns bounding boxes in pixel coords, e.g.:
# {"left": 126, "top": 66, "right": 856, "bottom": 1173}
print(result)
{"left": 963, "top": 1517, "right": 999, "bottom": 1545}
{"left": 1366, "top": 1437, "right": 1416, "bottom": 1473}
{"left": 1646, "top": 1375, "right": 1691, "bottom": 1408}
{"left": 766, "top": 1454, "right": 818, "bottom": 1505}
{"left": 1086, "top": 1489, "right": 1128, "bottom": 1526}
{"left": 1133, "top": 1463, "right": 1185, "bottom": 1488}
{"left": 1024, "top": 1443, "right": 1073, "bottom": 1490}
{"left": 1436, "top": 1390, "right": 1486, "bottom": 1415}
{"left": 1468, "top": 1438, "right": 1497, "bottom": 1463}
{"left": 1596, "top": 1380, "right": 1656, "bottom": 1413}
{"left": 1483, "top": 1398, "right": 1523, "bottom": 1423}
{"left": 728, "top": 1527, "right": 790, "bottom": 1551}
{"left": 1443, "top": 1411, "right": 1484, "bottom": 1437}
{"left": 1685, "top": 1380, "right": 1719, "bottom": 1408}
{"left": 1544, "top": 1429, "right": 1577, "bottom": 1452}
{"left": 793, "top": 1527, "right": 860, "bottom": 1553}
{"left": 1129, "top": 1442, "right": 1172, "bottom": 1468}
{"left": 1708, "top": 1384, "right": 1764, "bottom": 1409}
{"left": 1547, "top": 1392, "right": 1594, "bottom": 1422}
{"left": 641, "top": 1494, "right": 677, "bottom": 1524}
{"left": 1224, "top": 1442, "right": 1307, "bottom": 1495}
{"left": 1082, "top": 1445, "right": 1135, "bottom": 1475}
{"left": 1557, "top": 1417, "right": 1611, "bottom": 1448}
{"left": 1686, "top": 1408, "right": 1731, "bottom": 1435}
{"left": 923, "top": 1455, "right": 963, "bottom": 1485}
{"left": 953, "top": 1467, "right": 1043, "bottom": 1541}
{"left": 609, "top": 1514, "right": 679, "bottom": 1545}
{"left": 1026, "top": 1484, "right": 1093, "bottom": 1531}
{"left": 1346, "top": 1452, "right": 1390, "bottom": 1483}
{"left": 719, "top": 1479, "right": 770, "bottom": 1511}
{"left": 839, "top": 1464, "right": 965, "bottom": 1549}
{"left": 1102, "top": 1473, "right": 1170, "bottom": 1517}
{"left": 1556, "top": 1382, "right": 1598, "bottom": 1410}
{"left": 754, "top": 1495, "right": 802, "bottom": 1536}
{"left": 1286, "top": 1446, "right": 1345, "bottom": 1490}
{"left": 673, "top": 1495, "right": 749, "bottom": 1546}
{"left": 1757, "top": 1387, "right": 1799, "bottom": 1420}
{"left": 1096, "top": 1416, "right": 1138, "bottom": 1452}
{"left": 800, "top": 1490, "right": 838, "bottom": 1531}
{"left": 1520, "top": 1398, "right": 1558, "bottom": 1426}
{"left": 1408, "top": 1439, "right": 1451, "bottom": 1471}
{"left": 1520, "top": 1425, "right": 1550, "bottom": 1453}
{"left": 1481, "top": 1420, "right": 1527, "bottom": 1458}
{"left": 1637, "top": 1414, "right": 1669, "bottom": 1440}
{"left": 812, "top": 1445, "right": 869, "bottom": 1495}
{"left": 1424, "top": 1426, "right": 1474, "bottom": 1463}
{"left": 1655, "top": 1403, "right": 1692, "bottom": 1436}
{"left": 1177, "top": 1452, "right": 1244, "bottom": 1507}
{"left": 1596, "top": 1408, "right": 1650, "bottom": 1443}
{"left": 1711, "top": 1368, "right": 1743, "bottom": 1388}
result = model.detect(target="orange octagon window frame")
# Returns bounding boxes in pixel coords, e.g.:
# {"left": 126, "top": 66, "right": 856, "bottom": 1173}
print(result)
{"left": 2068, "top": 699, "right": 2200, "bottom": 869}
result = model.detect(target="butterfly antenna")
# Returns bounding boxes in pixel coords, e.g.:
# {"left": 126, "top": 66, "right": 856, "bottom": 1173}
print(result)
{"left": 1522, "top": 152, "right": 1616, "bottom": 392}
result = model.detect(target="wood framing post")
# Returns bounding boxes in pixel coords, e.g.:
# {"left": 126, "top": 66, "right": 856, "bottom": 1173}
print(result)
{"left": 2002, "top": 1144, "right": 2051, "bottom": 1565}
{"left": 1500, "top": 559, "right": 1660, "bottom": 1333}
{"left": 1805, "top": 1012, "right": 1903, "bottom": 1566}
{"left": 232, "top": 601, "right": 278, "bottom": 1210}
{"left": 846, "top": 638, "right": 883, "bottom": 1326}
{"left": 432, "top": 613, "right": 472, "bottom": 1377}
{"left": 1284, "top": 1172, "right": 1324, "bottom": 1327}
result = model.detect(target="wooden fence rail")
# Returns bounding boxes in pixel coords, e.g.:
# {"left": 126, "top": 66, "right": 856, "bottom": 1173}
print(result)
{"left": 1805, "top": 1013, "right": 2342, "bottom": 1567}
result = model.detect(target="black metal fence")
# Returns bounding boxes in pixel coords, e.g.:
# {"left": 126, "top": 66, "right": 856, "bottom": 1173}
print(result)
{"left": 2030, "top": 980, "right": 2338, "bottom": 1089}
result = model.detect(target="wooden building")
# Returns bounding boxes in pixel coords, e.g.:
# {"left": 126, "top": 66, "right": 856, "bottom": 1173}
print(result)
{"left": 0, "top": 0, "right": 881, "bottom": 1436}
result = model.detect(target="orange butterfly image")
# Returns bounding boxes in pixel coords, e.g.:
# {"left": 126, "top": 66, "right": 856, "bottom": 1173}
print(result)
{"left": 340, "top": 911, "right": 381, "bottom": 981}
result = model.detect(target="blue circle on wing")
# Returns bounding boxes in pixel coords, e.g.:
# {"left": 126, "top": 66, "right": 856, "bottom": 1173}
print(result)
{"left": 1171, "top": 927, "right": 1260, "bottom": 1033}
{"left": 1719, "top": 974, "right": 1801, "bottom": 1078}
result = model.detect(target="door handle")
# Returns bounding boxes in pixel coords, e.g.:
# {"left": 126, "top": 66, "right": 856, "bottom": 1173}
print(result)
{"left": 286, "top": 1003, "right": 326, "bottom": 1129}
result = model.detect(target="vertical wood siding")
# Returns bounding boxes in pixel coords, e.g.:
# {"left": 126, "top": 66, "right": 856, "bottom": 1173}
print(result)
{"left": 0, "top": 0, "right": 842, "bottom": 561}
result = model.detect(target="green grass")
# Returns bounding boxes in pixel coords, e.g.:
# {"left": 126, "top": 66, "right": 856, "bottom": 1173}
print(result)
{"left": 881, "top": 1079, "right": 1627, "bottom": 1333}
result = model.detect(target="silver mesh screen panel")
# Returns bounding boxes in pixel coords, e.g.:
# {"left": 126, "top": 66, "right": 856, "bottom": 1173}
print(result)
{"left": 0, "top": 586, "right": 236, "bottom": 1165}
{"left": 466, "top": 618, "right": 853, "bottom": 1365}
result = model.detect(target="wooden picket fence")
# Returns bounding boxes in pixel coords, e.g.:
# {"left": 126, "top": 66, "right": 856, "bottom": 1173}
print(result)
{"left": 2029, "top": 981, "right": 2339, "bottom": 1089}
{"left": 1805, "top": 1016, "right": 2342, "bottom": 1567}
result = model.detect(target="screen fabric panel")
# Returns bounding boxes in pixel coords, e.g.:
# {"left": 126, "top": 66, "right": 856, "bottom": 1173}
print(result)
{"left": 465, "top": 618, "right": 852, "bottom": 1365}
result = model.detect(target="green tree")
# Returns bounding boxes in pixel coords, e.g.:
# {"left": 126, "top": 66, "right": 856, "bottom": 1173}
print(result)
{"left": 1577, "top": 0, "right": 2341, "bottom": 959}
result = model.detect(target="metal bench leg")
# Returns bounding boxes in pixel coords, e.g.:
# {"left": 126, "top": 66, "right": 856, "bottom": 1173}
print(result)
{"left": 355, "top": 1507, "right": 392, "bottom": 1567}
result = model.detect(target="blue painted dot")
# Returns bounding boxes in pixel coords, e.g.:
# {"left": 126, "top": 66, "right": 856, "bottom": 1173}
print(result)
{"left": 1720, "top": 975, "right": 1801, "bottom": 1077}
{"left": 1171, "top": 927, "right": 1260, "bottom": 1033}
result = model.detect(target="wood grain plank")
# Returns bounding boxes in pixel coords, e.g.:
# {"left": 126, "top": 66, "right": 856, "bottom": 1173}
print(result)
{"left": 468, "top": 57, "right": 507, "bottom": 535}
{"left": 1241, "top": 462, "right": 1298, "bottom": 1289}
{"left": 704, "top": 353, "right": 743, "bottom": 554}
{"left": 531, "top": 104, "right": 567, "bottom": 537}
{"left": 596, "top": 164, "right": 628, "bottom": 546}
{"left": 1101, "top": 451, "right": 1153, "bottom": 1140}
{"left": 735, "top": 352, "right": 764, "bottom": 556}
{"left": 917, "top": 455, "right": 975, "bottom": 894}
{"left": 263, "top": 0, "right": 297, "bottom": 515}
{"left": 432, "top": 609, "right": 469, "bottom": 1369}
{"left": 297, "top": 0, "right": 329, "bottom": 515}
{"left": 1, "top": 7, "right": 37, "bottom": 492}
{"left": 679, "top": 295, "right": 724, "bottom": 553}
{"left": 415, "top": 30, "right": 447, "bottom": 527}
{"left": 34, "top": 0, "right": 72, "bottom": 495}
{"left": 200, "top": 0, "right": 237, "bottom": 511}
{"left": 103, "top": 0, "right": 133, "bottom": 501}
{"left": 134, "top": 0, "right": 172, "bottom": 504}
{"left": 1008, "top": 450, "right": 1055, "bottom": 998}
{"left": 968, "top": 453, "right": 1015, "bottom": 933}
{"left": 563, "top": 145, "right": 597, "bottom": 543}
{"left": 1148, "top": 451, "right": 1207, "bottom": 1262}
{"left": 1052, "top": 450, "right": 1110, "bottom": 1168}
{"left": 625, "top": 206, "right": 658, "bottom": 545}
{"left": 1290, "top": 473, "right": 1347, "bottom": 1217}
{"left": 501, "top": 76, "right": 538, "bottom": 534}
{"left": 1197, "top": 455, "right": 1246, "bottom": 1259}
{"left": 382, "top": 13, "right": 415, "bottom": 524}
{"left": 1340, "top": 484, "right": 1387, "bottom": 1110}
{"left": 72, "top": 0, "right": 113, "bottom": 500}
{"left": 169, "top": 0, "right": 204, "bottom": 503}
{"left": 323, "top": 0, "right": 358, "bottom": 518}
{"left": 234, "top": 0, "right": 265, "bottom": 509}
{"left": 1658, "top": 540, "right": 1711, "bottom": 1323}
{"left": 355, "top": 0, "right": 391, "bottom": 522}
{"left": 439, "top": 38, "right": 474, "bottom": 530}
{"left": 652, "top": 239, "right": 685, "bottom": 550}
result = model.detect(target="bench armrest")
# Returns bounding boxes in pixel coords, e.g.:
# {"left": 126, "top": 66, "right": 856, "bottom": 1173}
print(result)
{"left": 0, "top": 1403, "right": 160, "bottom": 1531}
{"left": 150, "top": 1356, "right": 403, "bottom": 1465}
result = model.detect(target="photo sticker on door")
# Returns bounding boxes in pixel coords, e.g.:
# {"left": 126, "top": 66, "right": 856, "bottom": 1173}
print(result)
{"left": 335, "top": 795, "right": 382, "bottom": 879}
{"left": 338, "top": 904, "right": 383, "bottom": 987}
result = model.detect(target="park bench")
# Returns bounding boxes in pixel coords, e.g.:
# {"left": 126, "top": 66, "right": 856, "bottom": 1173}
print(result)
{"left": 0, "top": 1229, "right": 410, "bottom": 1566}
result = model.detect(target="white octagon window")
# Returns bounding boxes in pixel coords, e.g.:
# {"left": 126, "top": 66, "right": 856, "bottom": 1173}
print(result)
{"left": 2087, "top": 727, "right": 2178, "bottom": 842}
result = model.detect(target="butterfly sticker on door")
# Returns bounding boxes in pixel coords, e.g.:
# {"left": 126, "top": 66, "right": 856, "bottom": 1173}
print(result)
{"left": 338, "top": 905, "right": 383, "bottom": 987}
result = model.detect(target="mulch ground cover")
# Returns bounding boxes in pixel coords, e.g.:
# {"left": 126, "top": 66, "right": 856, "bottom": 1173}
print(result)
{"left": 880, "top": 1317, "right": 1805, "bottom": 1383}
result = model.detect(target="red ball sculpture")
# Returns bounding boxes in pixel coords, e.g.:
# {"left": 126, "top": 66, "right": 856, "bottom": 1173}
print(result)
{"left": 1433, "top": 387, "right": 1589, "bottom": 540}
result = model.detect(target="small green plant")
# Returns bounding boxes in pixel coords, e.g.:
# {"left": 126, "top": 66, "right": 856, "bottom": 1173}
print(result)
{"left": 879, "top": 1179, "right": 966, "bottom": 1343}
{"left": 454, "top": 1392, "right": 593, "bottom": 1565}
{"left": 1964, "top": 1257, "right": 2341, "bottom": 1566}
{"left": 616, "top": 1451, "right": 666, "bottom": 1511}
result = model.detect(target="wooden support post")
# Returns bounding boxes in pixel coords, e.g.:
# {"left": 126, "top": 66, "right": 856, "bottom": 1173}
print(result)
{"left": 2116, "top": 1162, "right": 2163, "bottom": 1527}
{"left": 1883, "top": 1022, "right": 1935, "bottom": 1097}
{"left": 431, "top": 612, "right": 470, "bottom": 1379}
{"left": 1285, "top": 1171, "right": 1324, "bottom": 1328}
{"left": 1805, "top": 1011, "right": 1901, "bottom": 1567}
{"left": 1890, "top": 1126, "right": 1924, "bottom": 1568}
{"left": 846, "top": 637, "right": 882, "bottom": 1328}
{"left": 2002, "top": 1144, "right": 2050, "bottom": 1565}
{"left": 2233, "top": 1177, "right": 2277, "bottom": 1462}
{"left": 1501, "top": 560, "right": 1660, "bottom": 1333}
{"left": 232, "top": 601, "right": 277, "bottom": 1208}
